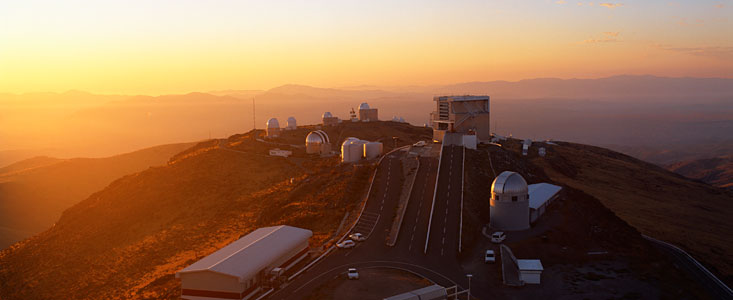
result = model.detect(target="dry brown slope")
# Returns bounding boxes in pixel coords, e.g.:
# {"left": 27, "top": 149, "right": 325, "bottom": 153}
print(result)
{"left": 0, "top": 130, "right": 380, "bottom": 300}
{"left": 0, "top": 142, "right": 195, "bottom": 249}
{"left": 667, "top": 155, "right": 733, "bottom": 189}
{"left": 517, "top": 140, "right": 733, "bottom": 285}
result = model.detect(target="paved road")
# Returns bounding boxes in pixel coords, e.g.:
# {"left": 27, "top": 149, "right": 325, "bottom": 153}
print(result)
{"left": 269, "top": 144, "right": 491, "bottom": 299}
{"left": 644, "top": 235, "right": 733, "bottom": 300}
{"left": 425, "top": 145, "right": 463, "bottom": 258}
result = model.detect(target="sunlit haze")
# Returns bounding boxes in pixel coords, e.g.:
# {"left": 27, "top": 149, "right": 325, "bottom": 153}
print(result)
{"left": 1, "top": 0, "right": 732, "bottom": 94}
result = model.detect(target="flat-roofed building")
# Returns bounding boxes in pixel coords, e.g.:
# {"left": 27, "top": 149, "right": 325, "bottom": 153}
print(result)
{"left": 528, "top": 183, "right": 562, "bottom": 223}
{"left": 430, "top": 95, "right": 490, "bottom": 143}
{"left": 176, "top": 225, "right": 312, "bottom": 300}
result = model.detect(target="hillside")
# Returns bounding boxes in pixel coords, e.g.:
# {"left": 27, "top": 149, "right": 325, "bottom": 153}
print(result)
{"left": 0, "top": 142, "right": 195, "bottom": 249}
{"left": 0, "top": 122, "right": 730, "bottom": 299}
{"left": 667, "top": 155, "right": 733, "bottom": 189}
{"left": 506, "top": 140, "right": 733, "bottom": 286}
{"left": 0, "top": 122, "right": 425, "bottom": 300}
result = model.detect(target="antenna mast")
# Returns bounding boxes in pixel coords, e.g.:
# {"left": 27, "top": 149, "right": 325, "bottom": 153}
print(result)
{"left": 252, "top": 98, "right": 256, "bottom": 131}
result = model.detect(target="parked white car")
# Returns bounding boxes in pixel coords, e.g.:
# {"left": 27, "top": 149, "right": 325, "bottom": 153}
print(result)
{"left": 349, "top": 233, "right": 366, "bottom": 242}
{"left": 491, "top": 232, "right": 506, "bottom": 244}
{"left": 485, "top": 250, "right": 496, "bottom": 263}
{"left": 347, "top": 268, "right": 359, "bottom": 280}
{"left": 336, "top": 240, "right": 356, "bottom": 249}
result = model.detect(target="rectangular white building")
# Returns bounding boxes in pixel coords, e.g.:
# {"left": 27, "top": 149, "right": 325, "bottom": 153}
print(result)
{"left": 528, "top": 183, "right": 562, "bottom": 223}
{"left": 176, "top": 225, "right": 312, "bottom": 300}
{"left": 517, "top": 259, "right": 544, "bottom": 284}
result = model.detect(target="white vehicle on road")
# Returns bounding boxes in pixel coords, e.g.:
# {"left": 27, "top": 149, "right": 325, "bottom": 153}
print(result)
{"left": 491, "top": 232, "right": 506, "bottom": 244}
{"left": 349, "top": 233, "right": 366, "bottom": 242}
{"left": 336, "top": 240, "right": 356, "bottom": 249}
{"left": 413, "top": 141, "right": 426, "bottom": 147}
{"left": 485, "top": 250, "right": 496, "bottom": 263}
{"left": 347, "top": 268, "right": 359, "bottom": 280}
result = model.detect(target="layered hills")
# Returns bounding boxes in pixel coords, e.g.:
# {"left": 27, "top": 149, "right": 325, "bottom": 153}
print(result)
{"left": 0, "top": 122, "right": 730, "bottom": 299}
{"left": 0, "top": 142, "right": 195, "bottom": 249}
{"left": 0, "top": 121, "right": 425, "bottom": 300}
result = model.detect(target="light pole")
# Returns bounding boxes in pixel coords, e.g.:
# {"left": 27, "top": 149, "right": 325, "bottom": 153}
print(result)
{"left": 466, "top": 274, "right": 473, "bottom": 299}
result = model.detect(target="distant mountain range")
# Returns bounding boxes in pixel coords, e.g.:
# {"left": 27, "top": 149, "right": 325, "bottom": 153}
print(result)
{"left": 1, "top": 75, "right": 731, "bottom": 175}
{"left": 0, "top": 142, "right": 194, "bottom": 249}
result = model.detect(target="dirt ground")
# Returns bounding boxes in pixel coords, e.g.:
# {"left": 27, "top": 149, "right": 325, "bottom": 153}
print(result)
{"left": 305, "top": 267, "right": 432, "bottom": 300}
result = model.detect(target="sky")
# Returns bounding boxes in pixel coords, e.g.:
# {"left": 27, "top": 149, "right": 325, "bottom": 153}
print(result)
{"left": 1, "top": 0, "right": 732, "bottom": 95}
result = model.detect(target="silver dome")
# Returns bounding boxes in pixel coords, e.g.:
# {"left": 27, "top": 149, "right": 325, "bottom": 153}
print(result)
{"left": 359, "top": 102, "right": 370, "bottom": 110}
{"left": 491, "top": 171, "right": 528, "bottom": 195}
{"left": 287, "top": 117, "right": 297, "bottom": 128}
{"left": 266, "top": 118, "right": 280, "bottom": 129}
{"left": 322, "top": 112, "right": 333, "bottom": 118}
{"left": 306, "top": 130, "right": 329, "bottom": 145}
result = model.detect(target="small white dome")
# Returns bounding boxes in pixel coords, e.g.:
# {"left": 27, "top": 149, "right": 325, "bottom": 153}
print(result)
{"left": 266, "top": 118, "right": 280, "bottom": 129}
{"left": 323, "top": 112, "right": 333, "bottom": 119}
{"left": 358, "top": 102, "right": 370, "bottom": 110}
{"left": 286, "top": 117, "right": 297, "bottom": 128}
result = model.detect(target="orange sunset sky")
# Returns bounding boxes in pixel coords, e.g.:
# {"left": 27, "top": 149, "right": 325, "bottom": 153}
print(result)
{"left": 1, "top": 0, "right": 732, "bottom": 95}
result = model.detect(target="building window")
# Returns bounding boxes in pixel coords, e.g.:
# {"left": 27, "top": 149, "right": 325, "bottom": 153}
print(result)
{"left": 512, "top": 196, "right": 518, "bottom": 202}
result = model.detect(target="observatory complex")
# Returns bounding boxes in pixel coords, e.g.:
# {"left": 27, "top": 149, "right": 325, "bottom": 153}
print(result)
{"left": 430, "top": 95, "right": 490, "bottom": 143}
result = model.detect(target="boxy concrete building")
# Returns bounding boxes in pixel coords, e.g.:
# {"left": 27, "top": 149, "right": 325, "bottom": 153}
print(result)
{"left": 176, "top": 225, "right": 312, "bottom": 300}
{"left": 430, "top": 95, "right": 490, "bottom": 143}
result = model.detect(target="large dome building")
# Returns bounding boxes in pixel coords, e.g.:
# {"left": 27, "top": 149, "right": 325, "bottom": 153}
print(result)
{"left": 305, "top": 130, "right": 331, "bottom": 155}
{"left": 490, "top": 171, "right": 530, "bottom": 231}
{"left": 266, "top": 118, "right": 280, "bottom": 138}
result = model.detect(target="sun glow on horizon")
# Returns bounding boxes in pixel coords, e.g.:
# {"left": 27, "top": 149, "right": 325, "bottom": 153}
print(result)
{"left": 1, "top": 0, "right": 732, "bottom": 94}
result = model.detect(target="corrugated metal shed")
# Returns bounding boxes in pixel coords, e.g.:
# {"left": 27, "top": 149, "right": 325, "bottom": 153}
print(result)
{"left": 176, "top": 225, "right": 312, "bottom": 282}
{"left": 528, "top": 183, "right": 562, "bottom": 209}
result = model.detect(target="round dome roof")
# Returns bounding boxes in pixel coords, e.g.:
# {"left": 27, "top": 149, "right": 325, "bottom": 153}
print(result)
{"left": 306, "top": 130, "right": 329, "bottom": 145}
{"left": 266, "top": 118, "right": 280, "bottom": 128}
{"left": 359, "top": 102, "right": 370, "bottom": 110}
{"left": 287, "top": 116, "right": 296, "bottom": 123}
{"left": 491, "top": 171, "right": 528, "bottom": 195}
{"left": 323, "top": 112, "right": 333, "bottom": 119}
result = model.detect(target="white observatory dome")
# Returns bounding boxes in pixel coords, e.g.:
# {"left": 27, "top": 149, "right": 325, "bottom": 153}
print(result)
{"left": 306, "top": 130, "right": 329, "bottom": 145}
{"left": 358, "top": 102, "right": 370, "bottom": 110}
{"left": 286, "top": 117, "right": 297, "bottom": 129}
{"left": 489, "top": 171, "right": 530, "bottom": 231}
{"left": 266, "top": 118, "right": 280, "bottom": 129}
{"left": 491, "top": 171, "right": 528, "bottom": 196}
{"left": 322, "top": 112, "right": 333, "bottom": 119}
